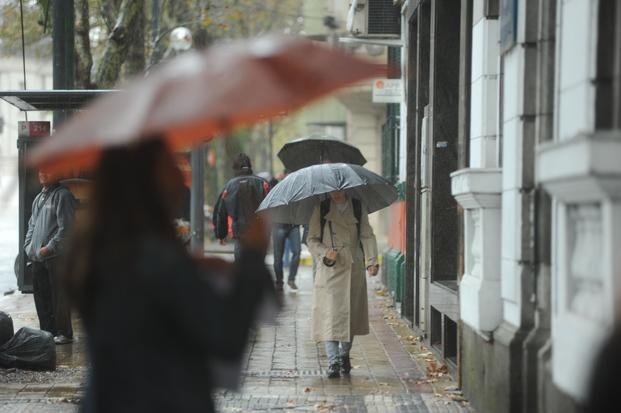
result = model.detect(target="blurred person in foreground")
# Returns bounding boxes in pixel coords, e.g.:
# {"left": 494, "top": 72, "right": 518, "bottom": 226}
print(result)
{"left": 213, "top": 153, "right": 270, "bottom": 261}
{"left": 24, "top": 169, "right": 76, "bottom": 345}
{"left": 306, "top": 190, "right": 379, "bottom": 378}
{"left": 64, "top": 139, "right": 275, "bottom": 413}
{"left": 584, "top": 323, "right": 621, "bottom": 412}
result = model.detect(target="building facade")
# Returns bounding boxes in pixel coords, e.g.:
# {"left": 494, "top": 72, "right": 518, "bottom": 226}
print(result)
{"left": 358, "top": 0, "right": 621, "bottom": 411}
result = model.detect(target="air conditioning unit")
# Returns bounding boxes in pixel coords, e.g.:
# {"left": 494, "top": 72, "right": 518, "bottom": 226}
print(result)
{"left": 347, "top": 0, "right": 401, "bottom": 38}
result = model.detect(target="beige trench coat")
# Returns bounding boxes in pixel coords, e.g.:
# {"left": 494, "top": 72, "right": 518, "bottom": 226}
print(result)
{"left": 307, "top": 198, "right": 378, "bottom": 343}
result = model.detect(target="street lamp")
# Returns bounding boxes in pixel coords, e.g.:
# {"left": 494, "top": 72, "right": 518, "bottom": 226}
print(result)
{"left": 170, "top": 27, "right": 193, "bottom": 51}
{"left": 169, "top": 26, "right": 203, "bottom": 254}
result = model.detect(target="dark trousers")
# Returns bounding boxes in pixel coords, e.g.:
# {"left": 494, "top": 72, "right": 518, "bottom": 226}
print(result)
{"left": 31, "top": 258, "right": 73, "bottom": 338}
{"left": 272, "top": 225, "right": 301, "bottom": 285}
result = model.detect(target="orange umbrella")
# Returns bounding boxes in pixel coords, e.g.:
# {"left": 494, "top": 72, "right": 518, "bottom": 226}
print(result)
{"left": 29, "top": 36, "right": 386, "bottom": 172}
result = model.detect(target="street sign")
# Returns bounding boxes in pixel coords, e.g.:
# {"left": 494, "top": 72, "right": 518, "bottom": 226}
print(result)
{"left": 373, "top": 79, "right": 403, "bottom": 103}
{"left": 18, "top": 121, "right": 50, "bottom": 138}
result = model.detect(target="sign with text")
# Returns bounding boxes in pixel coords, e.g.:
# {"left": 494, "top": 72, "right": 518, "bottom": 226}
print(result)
{"left": 372, "top": 79, "right": 403, "bottom": 103}
{"left": 18, "top": 121, "right": 50, "bottom": 138}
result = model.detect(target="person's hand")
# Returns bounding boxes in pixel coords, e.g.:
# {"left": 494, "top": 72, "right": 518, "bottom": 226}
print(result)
{"left": 38, "top": 247, "right": 50, "bottom": 258}
{"left": 367, "top": 264, "right": 379, "bottom": 276}
{"left": 322, "top": 248, "right": 338, "bottom": 267}
{"left": 325, "top": 248, "right": 338, "bottom": 261}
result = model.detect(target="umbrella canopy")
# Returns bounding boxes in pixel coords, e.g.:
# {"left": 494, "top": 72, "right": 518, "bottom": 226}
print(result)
{"left": 257, "top": 163, "right": 397, "bottom": 224}
{"left": 29, "top": 36, "right": 386, "bottom": 172}
{"left": 277, "top": 134, "right": 367, "bottom": 171}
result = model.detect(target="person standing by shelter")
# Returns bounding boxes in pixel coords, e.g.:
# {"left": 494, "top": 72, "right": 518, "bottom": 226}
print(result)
{"left": 24, "top": 169, "right": 76, "bottom": 345}
{"left": 213, "top": 153, "right": 270, "bottom": 261}
{"left": 306, "top": 190, "right": 379, "bottom": 378}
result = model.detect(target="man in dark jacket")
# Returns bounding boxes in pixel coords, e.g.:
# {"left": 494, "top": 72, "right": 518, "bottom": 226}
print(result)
{"left": 24, "top": 170, "right": 76, "bottom": 344}
{"left": 213, "top": 154, "right": 269, "bottom": 261}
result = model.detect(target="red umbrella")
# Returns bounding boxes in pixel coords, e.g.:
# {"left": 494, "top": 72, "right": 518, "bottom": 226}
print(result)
{"left": 29, "top": 36, "right": 386, "bottom": 172}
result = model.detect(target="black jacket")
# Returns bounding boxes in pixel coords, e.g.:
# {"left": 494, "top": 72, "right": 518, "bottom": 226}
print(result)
{"left": 80, "top": 237, "right": 273, "bottom": 413}
{"left": 213, "top": 174, "right": 269, "bottom": 239}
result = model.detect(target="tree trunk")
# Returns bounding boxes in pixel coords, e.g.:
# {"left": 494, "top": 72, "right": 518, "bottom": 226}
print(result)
{"left": 93, "top": 0, "right": 143, "bottom": 88}
{"left": 123, "top": 1, "right": 145, "bottom": 76}
{"left": 74, "top": 0, "right": 93, "bottom": 89}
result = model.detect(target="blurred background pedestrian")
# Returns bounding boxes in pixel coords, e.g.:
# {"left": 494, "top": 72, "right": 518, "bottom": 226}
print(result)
{"left": 268, "top": 169, "right": 300, "bottom": 291}
{"left": 212, "top": 153, "right": 270, "bottom": 261}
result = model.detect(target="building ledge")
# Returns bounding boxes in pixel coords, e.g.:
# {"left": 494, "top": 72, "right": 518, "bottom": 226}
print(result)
{"left": 537, "top": 131, "right": 621, "bottom": 202}
{"left": 451, "top": 168, "right": 502, "bottom": 209}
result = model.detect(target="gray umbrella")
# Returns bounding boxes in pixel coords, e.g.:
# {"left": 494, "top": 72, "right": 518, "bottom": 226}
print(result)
{"left": 277, "top": 134, "right": 367, "bottom": 172}
{"left": 257, "top": 163, "right": 398, "bottom": 224}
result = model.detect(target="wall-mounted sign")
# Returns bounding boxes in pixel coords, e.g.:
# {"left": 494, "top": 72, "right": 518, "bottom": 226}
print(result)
{"left": 372, "top": 79, "right": 403, "bottom": 103}
{"left": 373, "top": 79, "right": 403, "bottom": 103}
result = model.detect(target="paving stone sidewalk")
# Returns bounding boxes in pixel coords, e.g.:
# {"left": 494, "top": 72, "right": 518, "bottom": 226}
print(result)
{"left": 214, "top": 266, "right": 473, "bottom": 412}
{"left": 0, "top": 263, "right": 473, "bottom": 412}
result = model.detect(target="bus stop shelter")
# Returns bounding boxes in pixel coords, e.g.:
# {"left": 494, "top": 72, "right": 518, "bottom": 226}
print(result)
{"left": 0, "top": 90, "right": 110, "bottom": 292}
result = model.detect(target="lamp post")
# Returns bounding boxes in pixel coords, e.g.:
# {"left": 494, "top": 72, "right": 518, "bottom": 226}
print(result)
{"left": 170, "top": 27, "right": 204, "bottom": 254}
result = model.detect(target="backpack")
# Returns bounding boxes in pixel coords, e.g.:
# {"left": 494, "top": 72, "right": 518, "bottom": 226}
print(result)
{"left": 319, "top": 197, "right": 362, "bottom": 243}
{"left": 214, "top": 175, "right": 268, "bottom": 239}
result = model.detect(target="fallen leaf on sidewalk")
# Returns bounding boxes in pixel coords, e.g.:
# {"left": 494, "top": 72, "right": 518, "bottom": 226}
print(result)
{"left": 304, "top": 387, "right": 312, "bottom": 393}
{"left": 286, "top": 400, "right": 296, "bottom": 408}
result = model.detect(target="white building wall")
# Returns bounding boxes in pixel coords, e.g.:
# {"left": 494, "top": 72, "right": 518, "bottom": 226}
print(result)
{"left": 470, "top": 13, "right": 499, "bottom": 168}
{"left": 555, "top": 0, "right": 598, "bottom": 142}
{"left": 499, "top": 0, "right": 535, "bottom": 328}
{"left": 543, "top": 0, "right": 606, "bottom": 401}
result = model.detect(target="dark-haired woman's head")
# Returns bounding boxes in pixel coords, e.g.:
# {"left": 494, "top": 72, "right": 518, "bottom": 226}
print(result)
{"left": 90, "top": 138, "right": 183, "bottom": 239}
{"left": 66, "top": 137, "right": 185, "bottom": 312}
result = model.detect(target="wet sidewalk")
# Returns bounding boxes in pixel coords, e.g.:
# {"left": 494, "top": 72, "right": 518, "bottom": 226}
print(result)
{"left": 0, "top": 263, "right": 472, "bottom": 412}
{"left": 216, "top": 265, "right": 472, "bottom": 412}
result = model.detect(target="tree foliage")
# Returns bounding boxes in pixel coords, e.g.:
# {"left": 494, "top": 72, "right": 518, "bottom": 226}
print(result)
{"left": 0, "top": 0, "right": 304, "bottom": 88}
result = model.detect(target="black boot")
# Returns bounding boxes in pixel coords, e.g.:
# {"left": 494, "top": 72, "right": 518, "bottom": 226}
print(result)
{"left": 340, "top": 355, "right": 351, "bottom": 375}
{"left": 327, "top": 362, "right": 341, "bottom": 378}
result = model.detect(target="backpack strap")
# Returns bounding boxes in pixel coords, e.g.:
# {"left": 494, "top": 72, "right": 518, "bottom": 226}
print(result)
{"left": 319, "top": 198, "right": 362, "bottom": 243}
{"left": 352, "top": 198, "right": 362, "bottom": 239}
{"left": 319, "top": 198, "right": 331, "bottom": 243}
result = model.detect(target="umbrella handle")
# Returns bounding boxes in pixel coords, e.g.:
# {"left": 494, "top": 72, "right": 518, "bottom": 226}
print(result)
{"left": 328, "top": 221, "right": 335, "bottom": 249}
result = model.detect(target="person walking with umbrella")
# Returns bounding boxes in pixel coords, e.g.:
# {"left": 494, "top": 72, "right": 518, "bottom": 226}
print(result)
{"left": 306, "top": 190, "right": 379, "bottom": 378}
{"left": 258, "top": 163, "right": 396, "bottom": 379}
